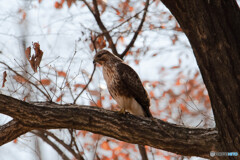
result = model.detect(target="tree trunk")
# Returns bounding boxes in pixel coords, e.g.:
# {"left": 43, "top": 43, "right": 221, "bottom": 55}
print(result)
{"left": 161, "top": 0, "right": 240, "bottom": 159}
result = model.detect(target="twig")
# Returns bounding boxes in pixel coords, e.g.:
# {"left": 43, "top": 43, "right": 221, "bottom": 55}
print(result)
{"left": 44, "top": 130, "right": 84, "bottom": 160}
{"left": 120, "top": 0, "right": 150, "bottom": 59}
{"left": 89, "top": 0, "right": 118, "bottom": 56}
{"left": 0, "top": 61, "right": 51, "bottom": 100}
{"left": 32, "top": 131, "right": 70, "bottom": 160}
{"left": 73, "top": 64, "right": 96, "bottom": 104}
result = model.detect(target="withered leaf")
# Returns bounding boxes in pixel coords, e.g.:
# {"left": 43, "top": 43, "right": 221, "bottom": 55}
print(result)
{"left": 2, "top": 71, "right": 7, "bottom": 88}
{"left": 25, "top": 42, "right": 43, "bottom": 73}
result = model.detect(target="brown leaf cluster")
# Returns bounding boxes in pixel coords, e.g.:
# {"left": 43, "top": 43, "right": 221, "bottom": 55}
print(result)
{"left": 25, "top": 42, "right": 43, "bottom": 73}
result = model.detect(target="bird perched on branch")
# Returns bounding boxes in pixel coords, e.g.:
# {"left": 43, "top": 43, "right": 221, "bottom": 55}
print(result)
{"left": 93, "top": 49, "right": 152, "bottom": 160}
{"left": 93, "top": 49, "right": 152, "bottom": 118}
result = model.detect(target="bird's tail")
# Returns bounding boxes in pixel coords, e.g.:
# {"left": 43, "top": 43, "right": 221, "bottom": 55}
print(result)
{"left": 138, "top": 145, "right": 148, "bottom": 160}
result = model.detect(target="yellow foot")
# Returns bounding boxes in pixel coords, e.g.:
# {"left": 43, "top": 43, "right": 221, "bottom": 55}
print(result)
{"left": 118, "top": 108, "right": 126, "bottom": 114}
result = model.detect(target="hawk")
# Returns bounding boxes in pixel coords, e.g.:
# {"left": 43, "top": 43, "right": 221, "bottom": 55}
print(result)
{"left": 93, "top": 50, "right": 152, "bottom": 117}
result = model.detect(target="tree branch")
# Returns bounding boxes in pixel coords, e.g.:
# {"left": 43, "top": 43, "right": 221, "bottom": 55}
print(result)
{"left": 89, "top": 0, "right": 118, "bottom": 56}
{"left": 32, "top": 131, "right": 70, "bottom": 160}
{"left": 120, "top": 0, "right": 150, "bottom": 59}
{"left": 0, "top": 119, "right": 30, "bottom": 145}
{"left": 0, "top": 94, "right": 220, "bottom": 158}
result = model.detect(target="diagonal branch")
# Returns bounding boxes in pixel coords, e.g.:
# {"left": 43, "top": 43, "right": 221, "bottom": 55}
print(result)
{"left": 92, "top": 0, "right": 118, "bottom": 55}
{"left": 120, "top": 0, "right": 150, "bottom": 59}
{"left": 82, "top": 0, "right": 118, "bottom": 56}
{"left": 43, "top": 130, "right": 84, "bottom": 160}
{"left": 0, "top": 120, "right": 30, "bottom": 145}
{"left": 32, "top": 131, "right": 70, "bottom": 160}
{"left": 0, "top": 94, "right": 220, "bottom": 159}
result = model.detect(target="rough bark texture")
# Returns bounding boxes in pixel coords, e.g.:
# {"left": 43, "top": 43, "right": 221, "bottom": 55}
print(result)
{"left": 0, "top": 94, "right": 219, "bottom": 159}
{"left": 161, "top": 0, "right": 240, "bottom": 159}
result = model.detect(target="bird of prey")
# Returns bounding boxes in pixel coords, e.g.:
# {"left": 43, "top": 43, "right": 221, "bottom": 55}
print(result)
{"left": 93, "top": 49, "right": 152, "bottom": 118}
{"left": 93, "top": 49, "right": 152, "bottom": 160}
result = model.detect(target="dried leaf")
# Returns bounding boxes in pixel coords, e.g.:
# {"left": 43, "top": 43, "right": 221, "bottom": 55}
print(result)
{"left": 74, "top": 84, "right": 86, "bottom": 91}
{"left": 67, "top": 0, "right": 76, "bottom": 8}
{"left": 2, "top": 71, "right": 7, "bottom": 88}
{"left": 13, "top": 139, "right": 17, "bottom": 144}
{"left": 88, "top": 90, "right": 100, "bottom": 96}
{"left": 116, "top": 9, "right": 120, "bottom": 15}
{"left": 97, "top": 99, "right": 102, "bottom": 107}
{"left": 13, "top": 75, "right": 27, "bottom": 84}
{"left": 149, "top": 91, "right": 154, "bottom": 97}
{"left": 40, "top": 79, "right": 51, "bottom": 86}
{"left": 120, "top": 36, "right": 124, "bottom": 44}
{"left": 25, "top": 42, "right": 44, "bottom": 73}
{"left": 56, "top": 93, "right": 64, "bottom": 102}
{"left": 33, "top": 42, "right": 43, "bottom": 72}
{"left": 25, "top": 47, "right": 31, "bottom": 60}
{"left": 129, "top": 6, "right": 134, "bottom": 12}
{"left": 134, "top": 59, "right": 139, "bottom": 65}
{"left": 55, "top": 2, "right": 62, "bottom": 9}
{"left": 101, "top": 141, "right": 111, "bottom": 150}
{"left": 57, "top": 71, "right": 67, "bottom": 77}
{"left": 171, "top": 65, "right": 180, "bottom": 69}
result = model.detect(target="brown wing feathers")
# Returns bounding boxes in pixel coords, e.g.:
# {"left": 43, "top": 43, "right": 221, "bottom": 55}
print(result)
{"left": 117, "top": 63, "right": 152, "bottom": 117}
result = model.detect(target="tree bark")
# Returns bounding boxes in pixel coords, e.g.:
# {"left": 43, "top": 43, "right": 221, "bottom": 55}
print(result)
{"left": 0, "top": 94, "right": 219, "bottom": 159}
{"left": 161, "top": 0, "right": 240, "bottom": 159}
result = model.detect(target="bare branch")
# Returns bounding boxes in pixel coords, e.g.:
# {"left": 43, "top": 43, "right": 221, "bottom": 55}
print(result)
{"left": 73, "top": 64, "right": 96, "bottom": 104}
{"left": 0, "top": 61, "right": 51, "bottom": 100}
{"left": 32, "top": 131, "right": 70, "bottom": 160}
{"left": 0, "top": 94, "right": 220, "bottom": 158}
{"left": 44, "top": 130, "right": 84, "bottom": 160}
{"left": 120, "top": 0, "right": 150, "bottom": 59}
{"left": 91, "top": 0, "right": 118, "bottom": 56}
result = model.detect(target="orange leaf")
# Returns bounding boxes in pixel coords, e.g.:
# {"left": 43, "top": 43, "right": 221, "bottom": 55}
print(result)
{"left": 116, "top": 9, "right": 120, "bottom": 15}
{"left": 120, "top": 36, "right": 124, "bottom": 44}
{"left": 74, "top": 84, "right": 86, "bottom": 91}
{"left": 97, "top": 99, "right": 102, "bottom": 107}
{"left": 2, "top": 71, "right": 7, "bottom": 88}
{"left": 101, "top": 141, "right": 111, "bottom": 150}
{"left": 171, "top": 65, "right": 180, "bottom": 69}
{"left": 152, "top": 81, "right": 159, "bottom": 88}
{"left": 134, "top": 59, "right": 139, "bottom": 65}
{"left": 149, "top": 91, "right": 154, "bottom": 97}
{"left": 13, "top": 75, "right": 27, "bottom": 84}
{"left": 55, "top": 2, "right": 62, "bottom": 9}
{"left": 25, "top": 47, "right": 31, "bottom": 60}
{"left": 57, "top": 71, "right": 67, "bottom": 77}
{"left": 56, "top": 94, "right": 64, "bottom": 102}
{"left": 40, "top": 79, "right": 51, "bottom": 86}
{"left": 13, "top": 139, "right": 17, "bottom": 144}
{"left": 175, "top": 78, "right": 181, "bottom": 86}
{"left": 25, "top": 42, "right": 43, "bottom": 72}
{"left": 129, "top": 6, "right": 134, "bottom": 12}
{"left": 88, "top": 90, "right": 99, "bottom": 96}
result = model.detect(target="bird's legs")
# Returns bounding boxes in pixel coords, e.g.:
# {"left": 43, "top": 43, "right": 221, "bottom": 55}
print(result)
{"left": 118, "top": 107, "right": 126, "bottom": 114}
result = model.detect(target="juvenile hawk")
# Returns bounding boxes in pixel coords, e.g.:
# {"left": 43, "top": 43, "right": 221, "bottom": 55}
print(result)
{"left": 93, "top": 50, "right": 152, "bottom": 117}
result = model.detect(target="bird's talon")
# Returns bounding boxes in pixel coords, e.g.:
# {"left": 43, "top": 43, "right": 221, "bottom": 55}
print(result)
{"left": 118, "top": 108, "right": 126, "bottom": 114}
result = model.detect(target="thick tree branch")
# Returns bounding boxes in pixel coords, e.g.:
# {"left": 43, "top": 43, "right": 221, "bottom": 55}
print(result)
{"left": 0, "top": 120, "right": 30, "bottom": 145}
{"left": 0, "top": 94, "right": 219, "bottom": 158}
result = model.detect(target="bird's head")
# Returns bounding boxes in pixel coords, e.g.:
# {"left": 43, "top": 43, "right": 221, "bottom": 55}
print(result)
{"left": 93, "top": 50, "right": 121, "bottom": 65}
